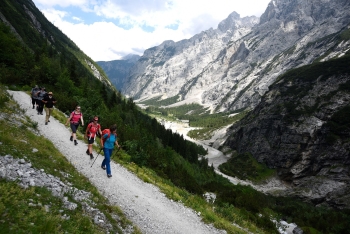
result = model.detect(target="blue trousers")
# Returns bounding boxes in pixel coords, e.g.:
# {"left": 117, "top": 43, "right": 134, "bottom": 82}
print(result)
{"left": 102, "top": 148, "right": 113, "bottom": 175}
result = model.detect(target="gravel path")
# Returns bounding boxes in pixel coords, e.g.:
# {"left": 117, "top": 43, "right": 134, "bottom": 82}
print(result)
{"left": 8, "top": 90, "right": 225, "bottom": 234}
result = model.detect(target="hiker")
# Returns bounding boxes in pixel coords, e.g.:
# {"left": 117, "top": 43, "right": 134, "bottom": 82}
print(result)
{"left": 85, "top": 116, "right": 102, "bottom": 159}
{"left": 100, "top": 124, "right": 120, "bottom": 178}
{"left": 42, "top": 91, "right": 57, "bottom": 125}
{"left": 36, "top": 87, "right": 46, "bottom": 115}
{"left": 65, "top": 106, "right": 84, "bottom": 146}
{"left": 30, "top": 85, "right": 40, "bottom": 109}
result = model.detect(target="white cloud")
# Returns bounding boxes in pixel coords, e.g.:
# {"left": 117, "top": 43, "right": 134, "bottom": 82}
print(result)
{"left": 34, "top": 0, "right": 88, "bottom": 8}
{"left": 72, "top": 16, "right": 83, "bottom": 22}
{"left": 33, "top": 0, "right": 271, "bottom": 61}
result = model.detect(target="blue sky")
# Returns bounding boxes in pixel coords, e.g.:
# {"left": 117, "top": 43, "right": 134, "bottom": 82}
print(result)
{"left": 32, "top": 0, "right": 271, "bottom": 61}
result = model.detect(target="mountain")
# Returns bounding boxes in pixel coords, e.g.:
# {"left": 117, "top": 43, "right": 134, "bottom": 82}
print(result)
{"left": 224, "top": 53, "right": 350, "bottom": 209}
{"left": 2, "top": 0, "right": 350, "bottom": 232}
{"left": 0, "top": 0, "right": 113, "bottom": 91}
{"left": 97, "top": 54, "right": 140, "bottom": 91}
{"left": 121, "top": 0, "right": 350, "bottom": 113}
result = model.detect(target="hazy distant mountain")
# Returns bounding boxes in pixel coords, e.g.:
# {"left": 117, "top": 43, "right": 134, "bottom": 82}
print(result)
{"left": 97, "top": 54, "right": 140, "bottom": 91}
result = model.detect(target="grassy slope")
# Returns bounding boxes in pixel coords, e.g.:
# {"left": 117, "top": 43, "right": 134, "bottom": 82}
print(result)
{"left": 0, "top": 85, "right": 269, "bottom": 233}
{"left": 0, "top": 85, "right": 139, "bottom": 234}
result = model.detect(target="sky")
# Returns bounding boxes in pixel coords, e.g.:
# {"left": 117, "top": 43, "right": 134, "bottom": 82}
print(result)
{"left": 32, "top": 0, "right": 271, "bottom": 62}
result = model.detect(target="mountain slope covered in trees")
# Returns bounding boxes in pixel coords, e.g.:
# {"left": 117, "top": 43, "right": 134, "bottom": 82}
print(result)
{"left": 2, "top": 1, "right": 350, "bottom": 233}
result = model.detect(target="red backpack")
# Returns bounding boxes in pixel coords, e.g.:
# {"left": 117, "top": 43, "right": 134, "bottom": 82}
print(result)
{"left": 100, "top": 129, "right": 116, "bottom": 146}
{"left": 87, "top": 122, "right": 101, "bottom": 138}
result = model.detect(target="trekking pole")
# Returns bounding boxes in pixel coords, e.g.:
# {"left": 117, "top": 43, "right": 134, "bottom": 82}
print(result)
{"left": 111, "top": 147, "right": 121, "bottom": 159}
{"left": 90, "top": 148, "right": 103, "bottom": 167}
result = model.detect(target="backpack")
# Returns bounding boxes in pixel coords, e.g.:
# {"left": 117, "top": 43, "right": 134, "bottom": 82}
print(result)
{"left": 87, "top": 122, "right": 100, "bottom": 139}
{"left": 101, "top": 129, "right": 110, "bottom": 143}
{"left": 100, "top": 129, "right": 117, "bottom": 146}
{"left": 31, "top": 88, "right": 39, "bottom": 98}
{"left": 70, "top": 111, "right": 82, "bottom": 124}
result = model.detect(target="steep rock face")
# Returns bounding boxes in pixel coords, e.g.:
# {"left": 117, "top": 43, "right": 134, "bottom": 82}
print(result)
{"left": 224, "top": 55, "right": 350, "bottom": 209}
{"left": 122, "top": 12, "right": 259, "bottom": 105}
{"left": 122, "top": 0, "right": 350, "bottom": 113}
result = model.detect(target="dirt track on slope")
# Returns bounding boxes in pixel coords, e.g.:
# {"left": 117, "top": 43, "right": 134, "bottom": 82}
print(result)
{"left": 8, "top": 90, "right": 225, "bottom": 234}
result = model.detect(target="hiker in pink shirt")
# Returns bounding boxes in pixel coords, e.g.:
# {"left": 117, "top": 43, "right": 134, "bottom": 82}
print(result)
{"left": 65, "top": 106, "right": 84, "bottom": 145}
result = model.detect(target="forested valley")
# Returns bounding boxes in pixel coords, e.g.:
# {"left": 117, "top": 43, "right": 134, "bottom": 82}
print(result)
{"left": 1, "top": 0, "right": 350, "bottom": 233}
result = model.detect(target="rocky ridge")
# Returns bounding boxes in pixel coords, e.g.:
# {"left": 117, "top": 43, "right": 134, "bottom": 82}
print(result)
{"left": 224, "top": 55, "right": 350, "bottom": 209}
{"left": 122, "top": 0, "right": 350, "bottom": 113}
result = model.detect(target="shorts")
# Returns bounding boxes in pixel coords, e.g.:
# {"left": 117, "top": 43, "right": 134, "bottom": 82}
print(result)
{"left": 70, "top": 123, "right": 79, "bottom": 133}
{"left": 87, "top": 137, "right": 95, "bottom": 144}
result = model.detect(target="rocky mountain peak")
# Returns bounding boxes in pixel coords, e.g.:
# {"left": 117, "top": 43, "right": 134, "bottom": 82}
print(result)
{"left": 218, "top": 11, "right": 241, "bottom": 32}
{"left": 121, "top": 54, "right": 140, "bottom": 62}
{"left": 120, "top": 0, "right": 350, "bottom": 114}
{"left": 218, "top": 11, "right": 259, "bottom": 33}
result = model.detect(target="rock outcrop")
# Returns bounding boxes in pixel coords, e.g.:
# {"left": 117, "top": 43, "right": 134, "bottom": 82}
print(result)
{"left": 224, "top": 55, "right": 350, "bottom": 209}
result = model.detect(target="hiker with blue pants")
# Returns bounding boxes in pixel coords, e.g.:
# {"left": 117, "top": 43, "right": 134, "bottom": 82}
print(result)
{"left": 100, "top": 124, "right": 120, "bottom": 178}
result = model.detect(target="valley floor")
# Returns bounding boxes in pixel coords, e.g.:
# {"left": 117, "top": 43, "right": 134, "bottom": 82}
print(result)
{"left": 159, "top": 120, "right": 289, "bottom": 194}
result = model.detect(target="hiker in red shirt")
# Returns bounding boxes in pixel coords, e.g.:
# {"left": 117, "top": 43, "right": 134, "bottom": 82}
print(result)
{"left": 85, "top": 116, "right": 102, "bottom": 159}
{"left": 65, "top": 106, "right": 84, "bottom": 145}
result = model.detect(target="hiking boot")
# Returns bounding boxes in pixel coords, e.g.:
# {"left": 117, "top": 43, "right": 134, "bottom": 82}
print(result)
{"left": 74, "top": 140, "right": 78, "bottom": 145}
{"left": 70, "top": 136, "right": 73, "bottom": 141}
{"left": 90, "top": 154, "right": 94, "bottom": 159}
{"left": 107, "top": 174, "right": 112, "bottom": 178}
{"left": 32, "top": 106, "right": 34, "bottom": 109}
{"left": 86, "top": 149, "right": 89, "bottom": 155}
{"left": 101, "top": 166, "right": 106, "bottom": 170}
{"left": 45, "top": 122, "right": 48, "bottom": 125}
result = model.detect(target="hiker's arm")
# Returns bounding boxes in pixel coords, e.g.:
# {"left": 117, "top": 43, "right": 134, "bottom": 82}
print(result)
{"left": 115, "top": 140, "right": 120, "bottom": 148}
{"left": 65, "top": 113, "right": 72, "bottom": 125}
{"left": 100, "top": 136, "right": 104, "bottom": 148}
{"left": 80, "top": 116, "right": 84, "bottom": 126}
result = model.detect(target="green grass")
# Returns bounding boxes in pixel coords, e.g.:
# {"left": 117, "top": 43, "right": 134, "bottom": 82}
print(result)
{"left": 0, "top": 85, "right": 140, "bottom": 234}
{"left": 143, "top": 103, "right": 248, "bottom": 140}
{"left": 0, "top": 181, "right": 97, "bottom": 234}
{"left": 219, "top": 152, "right": 276, "bottom": 183}
{"left": 9, "top": 85, "right": 350, "bottom": 233}
{"left": 1, "top": 85, "right": 272, "bottom": 233}
{"left": 115, "top": 161, "right": 265, "bottom": 234}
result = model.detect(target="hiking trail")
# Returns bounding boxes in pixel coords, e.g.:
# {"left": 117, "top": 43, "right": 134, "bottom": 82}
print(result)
{"left": 8, "top": 90, "right": 225, "bottom": 234}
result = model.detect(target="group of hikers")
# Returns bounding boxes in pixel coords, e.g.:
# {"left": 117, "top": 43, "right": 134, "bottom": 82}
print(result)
{"left": 31, "top": 85, "right": 120, "bottom": 178}
{"left": 30, "top": 85, "right": 56, "bottom": 125}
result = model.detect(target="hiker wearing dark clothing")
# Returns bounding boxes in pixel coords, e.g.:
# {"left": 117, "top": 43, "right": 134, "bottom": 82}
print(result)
{"left": 100, "top": 124, "right": 120, "bottom": 178}
{"left": 30, "top": 85, "right": 40, "bottom": 109}
{"left": 65, "top": 106, "right": 84, "bottom": 145}
{"left": 36, "top": 87, "right": 46, "bottom": 115}
{"left": 42, "top": 91, "right": 57, "bottom": 125}
{"left": 85, "top": 116, "right": 102, "bottom": 159}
